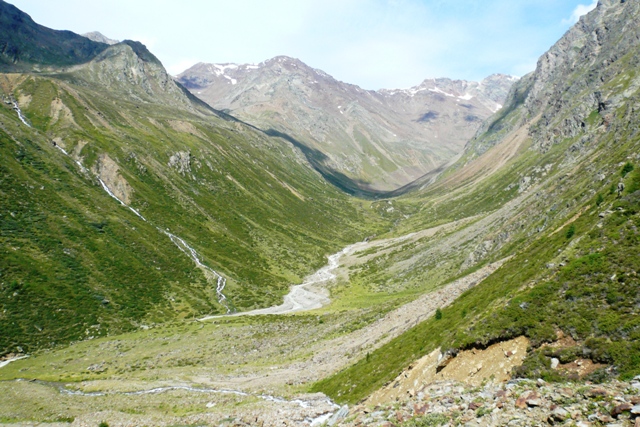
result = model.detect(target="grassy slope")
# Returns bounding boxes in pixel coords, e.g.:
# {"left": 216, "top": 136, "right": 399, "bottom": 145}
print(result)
{"left": 312, "top": 48, "right": 640, "bottom": 402}
{"left": 0, "top": 72, "right": 386, "bottom": 355}
{"left": 314, "top": 136, "right": 640, "bottom": 406}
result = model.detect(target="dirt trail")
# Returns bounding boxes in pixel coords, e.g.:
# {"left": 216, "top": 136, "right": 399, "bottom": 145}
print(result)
{"left": 305, "top": 258, "right": 510, "bottom": 376}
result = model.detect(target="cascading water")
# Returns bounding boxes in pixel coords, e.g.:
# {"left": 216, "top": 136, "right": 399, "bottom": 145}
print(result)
{"left": 161, "top": 230, "right": 230, "bottom": 312}
{"left": 53, "top": 143, "right": 230, "bottom": 312}
{"left": 12, "top": 101, "right": 31, "bottom": 127}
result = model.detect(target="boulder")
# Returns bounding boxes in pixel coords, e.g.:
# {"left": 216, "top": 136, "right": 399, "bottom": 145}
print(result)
{"left": 611, "top": 402, "right": 632, "bottom": 418}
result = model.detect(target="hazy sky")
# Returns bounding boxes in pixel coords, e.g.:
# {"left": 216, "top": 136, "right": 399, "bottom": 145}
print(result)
{"left": 10, "top": 0, "right": 598, "bottom": 90}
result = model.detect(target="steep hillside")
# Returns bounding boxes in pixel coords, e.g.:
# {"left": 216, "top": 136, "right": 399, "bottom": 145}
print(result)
{"left": 177, "top": 58, "right": 516, "bottom": 194}
{"left": 315, "top": 0, "right": 640, "bottom": 405}
{"left": 0, "top": 0, "right": 108, "bottom": 71}
{"left": 0, "top": 22, "right": 384, "bottom": 355}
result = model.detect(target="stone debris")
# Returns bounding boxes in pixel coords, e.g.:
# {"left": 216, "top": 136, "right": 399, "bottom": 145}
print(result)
{"left": 339, "top": 378, "right": 640, "bottom": 426}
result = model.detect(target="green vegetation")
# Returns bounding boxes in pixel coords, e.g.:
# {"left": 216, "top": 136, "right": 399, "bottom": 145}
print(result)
{"left": 2, "top": 3, "right": 640, "bottom": 424}
{"left": 0, "top": 69, "right": 386, "bottom": 355}
{"left": 402, "top": 414, "right": 448, "bottom": 426}
{"left": 313, "top": 149, "right": 640, "bottom": 404}
{"left": 565, "top": 223, "right": 576, "bottom": 239}
{"left": 313, "top": 82, "right": 640, "bottom": 403}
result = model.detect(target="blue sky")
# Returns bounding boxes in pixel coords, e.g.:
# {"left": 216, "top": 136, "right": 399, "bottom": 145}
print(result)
{"left": 10, "top": 0, "right": 598, "bottom": 90}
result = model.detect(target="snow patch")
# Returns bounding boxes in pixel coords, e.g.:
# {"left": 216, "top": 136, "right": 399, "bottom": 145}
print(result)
{"left": 223, "top": 75, "right": 237, "bottom": 85}
{"left": 428, "top": 87, "right": 455, "bottom": 97}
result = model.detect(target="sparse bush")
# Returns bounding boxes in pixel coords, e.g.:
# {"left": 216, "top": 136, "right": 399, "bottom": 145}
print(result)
{"left": 566, "top": 224, "right": 576, "bottom": 239}
{"left": 621, "top": 162, "right": 634, "bottom": 177}
{"left": 402, "top": 413, "right": 448, "bottom": 426}
{"left": 596, "top": 193, "right": 604, "bottom": 206}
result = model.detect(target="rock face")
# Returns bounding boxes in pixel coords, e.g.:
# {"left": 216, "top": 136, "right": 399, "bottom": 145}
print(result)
{"left": 177, "top": 58, "right": 517, "bottom": 193}
{"left": 93, "top": 154, "right": 133, "bottom": 204}
{"left": 467, "top": 0, "right": 640, "bottom": 158}
{"left": 72, "top": 40, "right": 200, "bottom": 111}
{"left": 168, "top": 151, "right": 191, "bottom": 175}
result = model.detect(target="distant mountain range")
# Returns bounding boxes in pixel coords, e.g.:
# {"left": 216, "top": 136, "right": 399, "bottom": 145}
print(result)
{"left": 177, "top": 58, "right": 517, "bottom": 193}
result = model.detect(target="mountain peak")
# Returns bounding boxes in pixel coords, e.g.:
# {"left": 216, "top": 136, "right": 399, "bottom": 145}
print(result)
{"left": 82, "top": 31, "right": 119, "bottom": 45}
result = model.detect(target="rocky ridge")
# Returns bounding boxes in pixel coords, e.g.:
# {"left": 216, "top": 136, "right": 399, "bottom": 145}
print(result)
{"left": 69, "top": 39, "right": 212, "bottom": 113}
{"left": 466, "top": 0, "right": 640, "bottom": 159}
{"left": 177, "top": 57, "right": 517, "bottom": 193}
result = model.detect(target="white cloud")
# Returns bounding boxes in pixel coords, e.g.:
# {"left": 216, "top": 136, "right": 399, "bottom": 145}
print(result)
{"left": 166, "top": 59, "right": 199, "bottom": 76}
{"left": 562, "top": 0, "right": 598, "bottom": 26}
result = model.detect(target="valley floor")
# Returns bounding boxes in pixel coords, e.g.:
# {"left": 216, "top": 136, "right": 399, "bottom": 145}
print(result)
{"left": 0, "top": 221, "right": 510, "bottom": 426}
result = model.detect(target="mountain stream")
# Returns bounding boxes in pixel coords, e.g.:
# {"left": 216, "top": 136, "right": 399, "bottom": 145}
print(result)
{"left": 199, "top": 241, "right": 364, "bottom": 320}
{"left": 40, "top": 143, "right": 354, "bottom": 422}
{"left": 12, "top": 100, "right": 31, "bottom": 127}
{"left": 9, "top": 378, "right": 339, "bottom": 426}
{"left": 53, "top": 144, "right": 230, "bottom": 312}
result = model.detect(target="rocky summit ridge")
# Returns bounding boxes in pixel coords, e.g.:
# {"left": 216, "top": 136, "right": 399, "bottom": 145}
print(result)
{"left": 177, "top": 57, "right": 517, "bottom": 194}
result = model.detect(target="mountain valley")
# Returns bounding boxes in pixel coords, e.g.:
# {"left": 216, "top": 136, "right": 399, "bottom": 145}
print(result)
{"left": 177, "top": 59, "right": 516, "bottom": 195}
{"left": 1, "top": 0, "right": 640, "bottom": 426}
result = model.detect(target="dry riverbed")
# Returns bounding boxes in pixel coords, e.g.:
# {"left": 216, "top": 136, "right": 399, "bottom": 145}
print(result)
{"left": 0, "top": 219, "right": 512, "bottom": 426}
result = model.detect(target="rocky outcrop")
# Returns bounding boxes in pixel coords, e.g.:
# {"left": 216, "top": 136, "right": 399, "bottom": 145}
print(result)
{"left": 82, "top": 31, "right": 119, "bottom": 45}
{"left": 467, "top": 0, "right": 640, "bottom": 157}
{"left": 71, "top": 41, "right": 197, "bottom": 111}
{"left": 93, "top": 154, "right": 133, "bottom": 204}
{"left": 168, "top": 151, "right": 191, "bottom": 175}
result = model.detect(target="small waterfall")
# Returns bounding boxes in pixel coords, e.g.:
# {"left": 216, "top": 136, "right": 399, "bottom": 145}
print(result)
{"left": 53, "top": 143, "right": 230, "bottom": 311}
{"left": 12, "top": 101, "right": 31, "bottom": 127}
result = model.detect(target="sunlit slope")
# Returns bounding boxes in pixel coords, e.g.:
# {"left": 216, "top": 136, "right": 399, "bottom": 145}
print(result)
{"left": 314, "top": 0, "right": 640, "bottom": 403}
{"left": 0, "top": 42, "right": 384, "bottom": 355}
